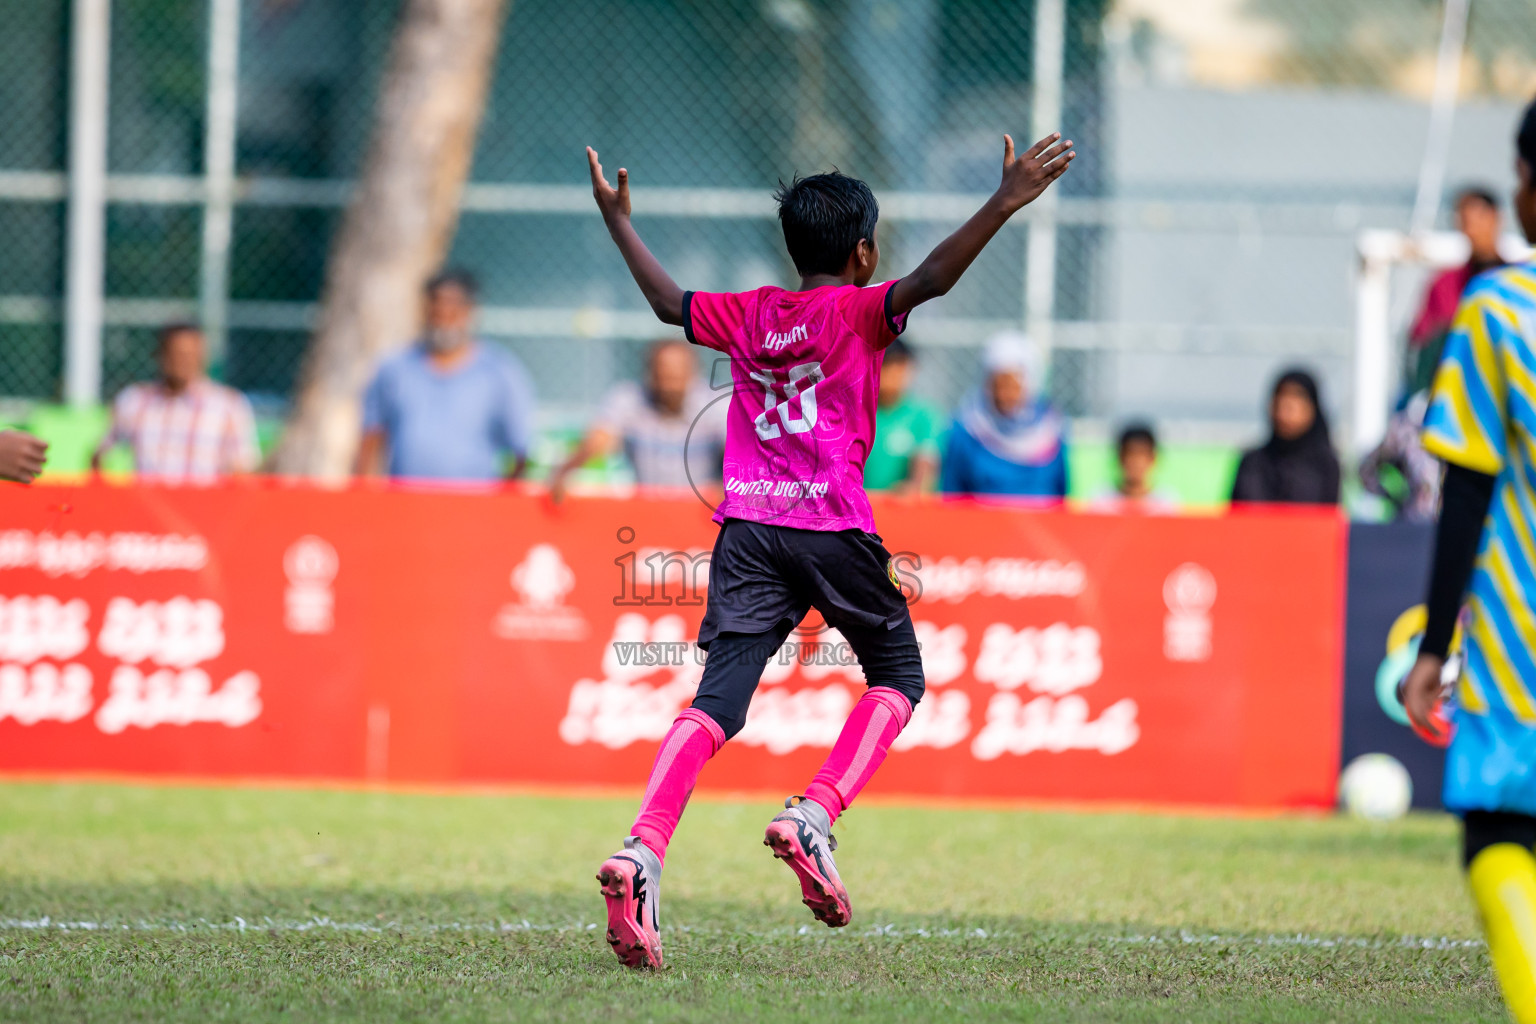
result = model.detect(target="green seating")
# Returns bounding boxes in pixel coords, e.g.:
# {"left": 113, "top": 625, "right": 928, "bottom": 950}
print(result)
{"left": 17, "top": 401, "right": 1243, "bottom": 504}
{"left": 22, "top": 404, "right": 128, "bottom": 478}
{"left": 1067, "top": 441, "right": 1240, "bottom": 509}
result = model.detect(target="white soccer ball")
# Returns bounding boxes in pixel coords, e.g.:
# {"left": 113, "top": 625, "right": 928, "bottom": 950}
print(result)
{"left": 1338, "top": 753, "right": 1413, "bottom": 821}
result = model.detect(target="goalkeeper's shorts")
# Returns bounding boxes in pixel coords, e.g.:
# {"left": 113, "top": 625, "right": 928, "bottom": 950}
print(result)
{"left": 1446, "top": 704, "right": 1536, "bottom": 818}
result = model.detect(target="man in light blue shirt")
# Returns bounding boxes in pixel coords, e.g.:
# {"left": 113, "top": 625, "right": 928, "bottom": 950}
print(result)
{"left": 356, "top": 269, "right": 536, "bottom": 482}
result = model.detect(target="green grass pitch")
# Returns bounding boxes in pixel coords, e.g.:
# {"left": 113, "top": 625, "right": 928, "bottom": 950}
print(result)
{"left": 0, "top": 781, "right": 1506, "bottom": 1022}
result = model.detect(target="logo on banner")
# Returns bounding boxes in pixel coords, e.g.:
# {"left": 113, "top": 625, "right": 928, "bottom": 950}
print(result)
{"left": 1163, "top": 563, "right": 1216, "bottom": 662}
{"left": 494, "top": 544, "right": 588, "bottom": 641}
{"left": 284, "top": 536, "right": 338, "bottom": 635}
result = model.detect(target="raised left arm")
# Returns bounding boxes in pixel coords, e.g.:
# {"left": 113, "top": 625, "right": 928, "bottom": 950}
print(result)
{"left": 587, "top": 148, "right": 685, "bottom": 325}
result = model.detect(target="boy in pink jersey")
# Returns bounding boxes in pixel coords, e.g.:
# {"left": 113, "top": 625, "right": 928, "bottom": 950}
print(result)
{"left": 585, "top": 131, "right": 1074, "bottom": 969}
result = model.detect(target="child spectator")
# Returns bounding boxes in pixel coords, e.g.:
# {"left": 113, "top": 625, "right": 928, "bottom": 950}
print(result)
{"left": 864, "top": 338, "right": 942, "bottom": 494}
{"left": 1406, "top": 187, "right": 1507, "bottom": 392}
{"left": 1088, "top": 422, "right": 1179, "bottom": 513}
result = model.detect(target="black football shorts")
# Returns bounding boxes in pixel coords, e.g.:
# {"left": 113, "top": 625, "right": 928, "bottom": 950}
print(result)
{"left": 697, "top": 518, "right": 914, "bottom": 648}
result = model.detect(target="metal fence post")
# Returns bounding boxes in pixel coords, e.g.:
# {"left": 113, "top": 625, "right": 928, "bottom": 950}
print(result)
{"left": 1026, "top": 0, "right": 1064, "bottom": 355}
{"left": 200, "top": 0, "right": 241, "bottom": 371}
{"left": 1353, "top": 234, "right": 1394, "bottom": 456}
{"left": 1408, "top": 0, "right": 1471, "bottom": 237}
{"left": 64, "top": 0, "right": 110, "bottom": 406}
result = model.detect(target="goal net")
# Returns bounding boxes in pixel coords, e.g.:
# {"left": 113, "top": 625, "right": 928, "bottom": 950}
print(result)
{"left": 1352, "top": 228, "right": 1531, "bottom": 453}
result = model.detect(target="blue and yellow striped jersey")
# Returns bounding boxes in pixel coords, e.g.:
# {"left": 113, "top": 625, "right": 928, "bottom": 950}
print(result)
{"left": 1423, "top": 261, "right": 1536, "bottom": 724}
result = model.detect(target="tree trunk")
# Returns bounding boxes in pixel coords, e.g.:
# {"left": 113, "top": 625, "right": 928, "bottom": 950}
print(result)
{"left": 273, "top": 0, "right": 508, "bottom": 479}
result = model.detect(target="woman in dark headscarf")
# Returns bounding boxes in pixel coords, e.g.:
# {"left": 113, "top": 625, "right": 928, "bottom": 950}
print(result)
{"left": 1230, "top": 368, "right": 1341, "bottom": 505}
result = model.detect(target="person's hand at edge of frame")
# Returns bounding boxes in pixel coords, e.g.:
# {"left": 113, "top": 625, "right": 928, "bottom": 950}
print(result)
{"left": 885, "top": 481, "right": 936, "bottom": 505}
{"left": 0, "top": 430, "right": 48, "bottom": 484}
{"left": 547, "top": 470, "right": 571, "bottom": 507}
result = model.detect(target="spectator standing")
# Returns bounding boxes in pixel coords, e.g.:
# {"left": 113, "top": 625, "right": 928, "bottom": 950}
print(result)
{"left": 1406, "top": 187, "right": 1507, "bottom": 391}
{"left": 92, "top": 322, "right": 259, "bottom": 484}
{"left": 864, "top": 338, "right": 942, "bottom": 494}
{"left": 1088, "top": 422, "right": 1180, "bottom": 513}
{"left": 940, "top": 332, "right": 1068, "bottom": 499}
{"left": 1231, "top": 368, "right": 1341, "bottom": 506}
{"left": 357, "top": 269, "right": 536, "bottom": 482}
{"left": 549, "top": 339, "right": 725, "bottom": 499}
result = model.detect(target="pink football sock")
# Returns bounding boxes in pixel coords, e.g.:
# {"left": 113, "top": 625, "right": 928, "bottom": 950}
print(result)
{"left": 630, "top": 707, "right": 726, "bottom": 862}
{"left": 803, "top": 687, "right": 913, "bottom": 824}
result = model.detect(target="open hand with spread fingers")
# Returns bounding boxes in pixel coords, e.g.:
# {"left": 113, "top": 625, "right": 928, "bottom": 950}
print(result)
{"left": 995, "top": 132, "right": 1075, "bottom": 212}
{"left": 586, "top": 146, "right": 631, "bottom": 224}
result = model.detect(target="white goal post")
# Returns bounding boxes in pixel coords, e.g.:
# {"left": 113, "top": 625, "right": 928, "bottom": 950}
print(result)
{"left": 1353, "top": 228, "right": 1531, "bottom": 453}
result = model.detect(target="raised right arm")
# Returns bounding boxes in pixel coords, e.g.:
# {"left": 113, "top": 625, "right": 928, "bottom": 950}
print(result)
{"left": 587, "top": 147, "right": 685, "bottom": 326}
{"left": 548, "top": 426, "right": 615, "bottom": 503}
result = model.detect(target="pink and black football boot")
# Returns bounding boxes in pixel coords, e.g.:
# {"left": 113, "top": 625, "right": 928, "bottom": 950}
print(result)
{"left": 596, "top": 836, "right": 664, "bottom": 969}
{"left": 763, "top": 795, "right": 851, "bottom": 927}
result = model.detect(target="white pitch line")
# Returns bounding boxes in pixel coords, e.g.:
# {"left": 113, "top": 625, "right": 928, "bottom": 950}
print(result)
{"left": 0, "top": 917, "right": 1484, "bottom": 950}
{"left": 1106, "top": 932, "right": 1484, "bottom": 951}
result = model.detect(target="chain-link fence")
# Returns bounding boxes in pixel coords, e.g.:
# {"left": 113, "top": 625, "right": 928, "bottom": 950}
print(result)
{"left": 3, "top": 0, "right": 1536, "bottom": 453}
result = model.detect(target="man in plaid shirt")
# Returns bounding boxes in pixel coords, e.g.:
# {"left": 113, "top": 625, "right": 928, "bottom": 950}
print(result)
{"left": 93, "top": 322, "right": 260, "bottom": 484}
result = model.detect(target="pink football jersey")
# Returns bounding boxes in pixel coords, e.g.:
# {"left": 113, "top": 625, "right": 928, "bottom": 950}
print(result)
{"left": 684, "top": 280, "right": 908, "bottom": 532}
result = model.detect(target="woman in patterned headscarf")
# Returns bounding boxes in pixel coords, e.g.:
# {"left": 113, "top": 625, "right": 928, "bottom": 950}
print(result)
{"left": 939, "top": 332, "right": 1068, "bottom": 499}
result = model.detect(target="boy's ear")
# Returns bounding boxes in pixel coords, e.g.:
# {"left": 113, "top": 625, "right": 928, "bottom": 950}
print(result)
{"left": 841, "top": 243, "right": 867, "bottom": 277}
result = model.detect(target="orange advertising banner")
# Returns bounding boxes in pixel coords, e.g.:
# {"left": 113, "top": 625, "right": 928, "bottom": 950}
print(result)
{"left": 0, "top": 483, "right": 1345, "bottom": 808}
